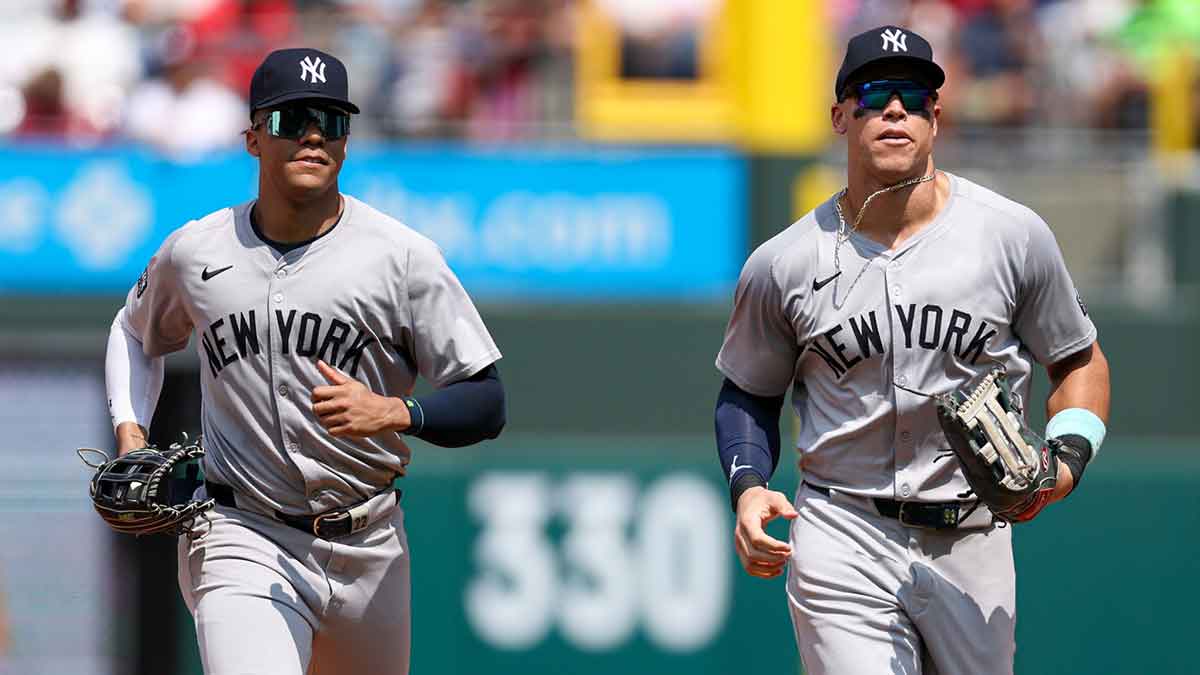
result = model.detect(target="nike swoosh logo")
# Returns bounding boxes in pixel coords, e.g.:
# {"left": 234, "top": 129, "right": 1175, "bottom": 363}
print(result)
{"left": 201, "top": 265, "right": 234, "bottom": 281}
{"left": 812, "top": 271, "right": 841, "bottom": 291}
{"left": 728, "top": 454, "right": 752, "bottom": 483}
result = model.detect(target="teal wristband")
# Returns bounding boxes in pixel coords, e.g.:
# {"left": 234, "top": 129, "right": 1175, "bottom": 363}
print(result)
{"left": 1045, "top": 408, "right": 1106, "bottom": 457}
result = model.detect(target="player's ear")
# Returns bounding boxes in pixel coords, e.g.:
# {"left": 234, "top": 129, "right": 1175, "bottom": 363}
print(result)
{"left": 831, "top": 102, "right": 849, "bottom": 136}
{"left": 931, "top": 102, "right": 941, "bottom": 139}
{"left": 245, "top": 127, "right": 261, "bottom": 158}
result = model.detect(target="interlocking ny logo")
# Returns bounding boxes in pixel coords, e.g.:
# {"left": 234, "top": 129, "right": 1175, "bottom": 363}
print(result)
{"left": 299, "top": 56, "right": 327, "bottom": 84}
{"left": 881, "top": 28, "right": 908, "bottom": 53}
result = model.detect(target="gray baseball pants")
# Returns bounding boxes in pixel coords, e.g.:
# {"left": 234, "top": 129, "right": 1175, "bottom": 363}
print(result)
{"left": 177, "top": 492, "right": 410, "bottom": 675}
{"left": 787, "top": 483, "right": 1015, "bottom": 675}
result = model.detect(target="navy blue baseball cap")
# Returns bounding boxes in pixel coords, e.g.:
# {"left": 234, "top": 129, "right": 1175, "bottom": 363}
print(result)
{"left": 249, "top": 48, "right": 360, "bottom": 117}
{"left": 834, "top": 26, "right": 945, "bottom": 99}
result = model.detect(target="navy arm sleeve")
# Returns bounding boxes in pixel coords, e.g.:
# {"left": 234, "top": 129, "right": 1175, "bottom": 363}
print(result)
{"left": 403, "top": 363, "right": 506, "bottom": 447}
{"left": 714, "top": 378, "right": 785, "bottom": 511}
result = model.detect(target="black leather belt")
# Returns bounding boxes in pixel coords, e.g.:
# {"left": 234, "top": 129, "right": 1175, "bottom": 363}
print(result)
{"left": 804, "top": 482, "right": 976, "bottom": 530}
{"left": 206, "top": 481, "right": 400, "bottom": 540}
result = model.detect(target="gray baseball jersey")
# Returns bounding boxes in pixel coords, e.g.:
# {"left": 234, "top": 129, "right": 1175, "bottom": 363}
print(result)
{"left": 122, "top": 193, "right": 501, "bottom": 515}
{"left": 716, "top": 172, "right": 1095, "bottom": 502}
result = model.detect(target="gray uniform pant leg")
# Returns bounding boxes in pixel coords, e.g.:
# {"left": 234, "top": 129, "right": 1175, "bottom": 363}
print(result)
{"left": 178, "top": 503, "right": 411, "bottom": 675}
{"left": 786, "top": 484, "right": 1015, "bottom": 675}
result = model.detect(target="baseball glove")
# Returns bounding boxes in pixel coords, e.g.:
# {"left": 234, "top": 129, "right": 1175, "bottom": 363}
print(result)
{"left": 78, "top": 433, "right": 214, "bottom": 536}
{"left": 935, "top": 369, "right": 1058, "bottom": 523}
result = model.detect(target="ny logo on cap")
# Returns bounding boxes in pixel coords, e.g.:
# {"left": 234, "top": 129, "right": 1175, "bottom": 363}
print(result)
{"left": 299, "top": 55, "right": 327, "bottom": 84}
{"left": 881, "top": 28, "right": 908, "bottom": 53}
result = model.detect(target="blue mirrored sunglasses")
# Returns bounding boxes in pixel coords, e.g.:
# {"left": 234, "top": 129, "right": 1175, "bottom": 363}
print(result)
{"left": 851, "top": 80, "right": 935, "bottom": 112}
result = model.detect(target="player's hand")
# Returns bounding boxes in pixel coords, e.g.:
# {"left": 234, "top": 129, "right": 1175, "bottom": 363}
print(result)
{"left": 115, "top": 421, "right": 150, "bottom": 457}
{"left": 733, "top": 486, "right": 798, "bottom": 579}
{"left": 1050, "top": 459, "right": 1074, "bottom": 503}
{"left": 312, "top": 360, "right": 411, "bottom": 438}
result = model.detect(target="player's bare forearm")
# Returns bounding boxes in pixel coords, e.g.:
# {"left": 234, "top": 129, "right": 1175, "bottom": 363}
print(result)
{"left": 1045, "top": 341, "right": 1110, "bottom": 423}
{"left": 115, "top": 421, "right": 150, "bottom": 456}
{"left": 1044, "top": 341, "right": 1110, "bottom": 502}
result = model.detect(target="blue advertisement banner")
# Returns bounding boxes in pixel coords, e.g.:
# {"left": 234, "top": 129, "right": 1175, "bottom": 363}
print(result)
{"left": 0, "top": 144, "right": 745, "bottom": 300}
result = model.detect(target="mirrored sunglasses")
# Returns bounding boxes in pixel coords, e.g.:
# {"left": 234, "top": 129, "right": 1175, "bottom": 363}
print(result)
{"left": 852, "top": 80, "right": 935, "bottom": 112}
{"left": 257, "top": 105, "right": 350, "bottom": 140}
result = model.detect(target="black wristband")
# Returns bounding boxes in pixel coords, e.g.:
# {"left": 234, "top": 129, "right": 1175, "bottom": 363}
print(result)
{"left": 729, "top": 471, "right": 768, "bottom": 513}
{"left": 1053, "top": 433, "right": 1093, "bottom": 494}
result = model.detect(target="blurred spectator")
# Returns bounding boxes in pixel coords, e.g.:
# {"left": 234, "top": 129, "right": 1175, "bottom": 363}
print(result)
{"left": 957, "top": 0, "right": 1039, "bottom": 125}
{"left": 1111, "top": 0, "right": 1200, "bottom": 134}
{"left": 598, "top": 0, "right": 720, "bottom": 79}
{"left": 904, "top": 0, "right": 966, "bottom": 125}
{"left": 377, "top": 0, "right": 463, "bottom": 137}
{"left": 124, "top": 26, "right": 246, "bottom": 160}
{"left": 457, "top": 0, "right": 553, "bottom": 141}
{"left": 0, "top": 0, "right": 140, "bottom": 138}
{"left": 1037, "top": 0, "right": 1140, "bottom": 128}
{"left": 832, "top": 0, "right": 915, "bottom": 38}
{"left": 12, "top": 68, "right": 101, "bottom": 141}
{"left": 535, "top": 0, "right": 576, "bottom": 136}
{"left": 187, "top": 0, "right": 297, "bottom": 93}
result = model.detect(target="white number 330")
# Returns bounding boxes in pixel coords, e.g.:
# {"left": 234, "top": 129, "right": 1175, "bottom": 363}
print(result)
{"left": 464, "top": 472, "right": 730, "bottom": 652}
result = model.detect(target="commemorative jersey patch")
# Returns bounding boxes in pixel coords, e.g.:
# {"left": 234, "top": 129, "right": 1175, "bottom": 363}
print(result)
{"left": 135, "top": 266, "right": 150, "bottom": 298}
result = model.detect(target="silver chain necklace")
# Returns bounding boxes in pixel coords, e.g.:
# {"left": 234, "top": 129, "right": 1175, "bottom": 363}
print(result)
{"left": 831, "top": 171, "right": 937, "bottom": 305}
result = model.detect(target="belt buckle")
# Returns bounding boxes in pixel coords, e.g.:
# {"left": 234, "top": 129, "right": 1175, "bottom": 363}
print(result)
{"left": 313, "top": 502, "right": 373, "bottom": 539}
{"left": 898, "top": 502, "right": 961, "bottom": 529}
{"left": 312, "top": 510, "right": 350, "bottom": 539}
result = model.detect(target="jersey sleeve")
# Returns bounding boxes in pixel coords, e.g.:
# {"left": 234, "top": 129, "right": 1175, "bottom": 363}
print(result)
{"left": 404, "top": 242, "right": 501, "bottom": 387}
{"left": 715, "top": 248, "right": 800, "bottom": 397}
{"left": 120, "top": 231, "right": 193, "bottom": 357}
{"left": 1011, "top": 215, "right": 1097, "bottom": 365}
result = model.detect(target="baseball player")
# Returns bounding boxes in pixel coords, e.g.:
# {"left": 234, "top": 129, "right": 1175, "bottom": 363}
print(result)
{"left": 104, "top": 48, "right": 505, "bottom": 674}
{"left": 714, "top": 26, "right": 1110, "bottom": 674}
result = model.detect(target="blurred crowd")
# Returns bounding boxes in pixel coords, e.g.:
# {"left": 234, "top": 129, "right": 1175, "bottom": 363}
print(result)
{"left": 837, "top": 0, "right": 1200, "bottom": 131}
{"left": 1, "top": 0, "right": 1195, "bottom": 157}
{"left": 0, "top": 0, "right": 576, "bottom": 157}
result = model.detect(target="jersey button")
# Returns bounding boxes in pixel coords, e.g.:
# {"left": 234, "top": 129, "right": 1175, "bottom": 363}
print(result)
{"left": 278, "top": 385, "right": 289, "bottom": 397}
{"left": 276, "top": 269, "right": 287, "bottom": 279}
{"left": 900, "top": 484, "right": 911, "bottom": 498}
{"left": 891, "top": 284, "right": 902, "bottom": 297}
{"left": 288, "top": 442, "right": 299, "bottom": 452}
{"left": 274, "top": 293, "right": 283, "bottom": 303}
{"left": 896, "top": 375, "right": 908, "bottom": 386}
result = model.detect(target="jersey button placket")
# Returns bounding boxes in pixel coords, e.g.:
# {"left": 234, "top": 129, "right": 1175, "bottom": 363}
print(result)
{"left": 266, "top": 269, "right": 308, "bottom": 502}
{"left": 886, "top": 268, "right": 916, "bottom": 499}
